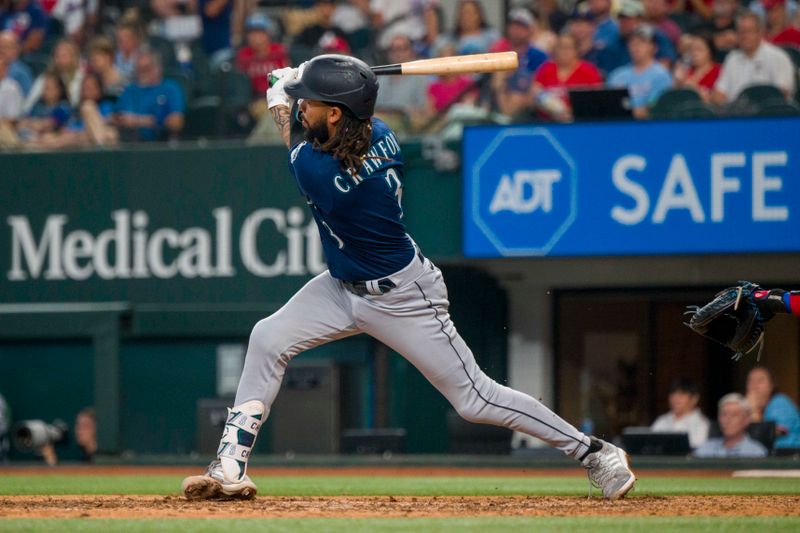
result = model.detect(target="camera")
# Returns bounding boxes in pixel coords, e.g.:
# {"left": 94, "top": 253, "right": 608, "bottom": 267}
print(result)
{"left": 12, "top": 420, "right": 69, "bottom": 452}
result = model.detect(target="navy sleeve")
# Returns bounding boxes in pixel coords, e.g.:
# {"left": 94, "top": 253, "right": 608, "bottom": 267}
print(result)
{"left": 289, "top": 142, "right": 335, "bottom": 213}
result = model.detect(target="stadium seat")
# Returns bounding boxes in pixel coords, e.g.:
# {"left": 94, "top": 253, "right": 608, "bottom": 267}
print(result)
{"left": 164, "top": 68, "right": 193, "bottom": 106}
{"left": 182, "top": 96, "right": 222, "bottom": 139}
{"left": 22, "top": 53, "right": 50, "bottom": 77}
{"left": 290, "top": 44, "right": 317, "bottom": 66}
{"left": 212, "top": 63, "right": 252, "bottom": 108}
{"left": 650, "top": 88, "right": 703, "bottom": 119}
{"left": 755, "top": 98, "right": 800, "bottom": 116}
{"left": 738, "top": 84, "right": 786, "bottom": 102}
{"left": 148, "top": 35, "right": 178, "bottom": 69}
{"left": 662, "top": 100, "right": 716, "bottom": 119}
{"left": 726, "top": 84, "right": 787, "bottom": 116}
{"left": 188, "top": 43, "right": 213, "bottom": 99}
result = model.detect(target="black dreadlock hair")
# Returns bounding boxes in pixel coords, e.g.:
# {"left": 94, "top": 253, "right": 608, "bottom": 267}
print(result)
{"left": 315, "top": 110, "right": 374, "bottom": 176}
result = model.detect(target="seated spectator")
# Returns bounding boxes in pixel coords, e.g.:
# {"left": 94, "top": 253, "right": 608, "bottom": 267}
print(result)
{"left": 115, "top": 17, "right": 144, "bottom": 86}
{"left": 597, "top": 0, "right": 677, "bottom": 75}
{"left": 198, "top": 0, "right": 233, "bottom": 61}
{"left": 372, "top": 0, "right": 426, "bottom": 51}
{"left": 17, "top": 68, "right": 72, "bottom": 141}
{"left": 65, "top": 72, "right": 117, "bottom": 146}
{"left": 74, "top": 407, "right": 97, "bottom": 461}
{"left": 236, "top": 13, "right": 288, "bottom": 103}
{"left": 87, "top": 35, "right": 124, "bottom": 99}
{"left": 763, "top": 0, "right": 800, "bottom": 47}
{"left": 0, "top": 30, "right": 31, "bottom": 96}
{"left": 332, "top": 0, "right": 370, "bottom": 35}
{"left": 746, "top": 366, "right": 800, "bottom": 449}
{"left": 672, "top": 32, "right": 721, "bottom": 102}
{"left": 607, "top": 24, "right": 673, "bottom": 118}
{"left": 0, "top": 0, "right": 47, "bottom": 55}
{"left": 530, "top": 33, "right": 603, "bottom": 121}
{"left": 651, "top": 378, "right": 710, "bottom": 448}
{"left": 0, "top": 53, "right": 24, "bottom": 120}
{"left": 22, "top": 72, "right": 115, "bottom": 148}
{"left": 426, "top": 44, "right": 479, "bottom": 114}
{"left": 415, "top": 0, "right": 452, "bottom": 58}
{"left": 711, "top": 11, "right": 796, "bottom": 104}
{"left": 0, "top": 392, "right": 8, "bottom": 460}
{"left": 293, "top": 0, "right": 348, "bottom": 58}
{"left": 116, "top": 47, "right": 185, "bottom": 141}
{"left": 695, "top": 0, "right": 740, "bottom": 62}
{"left": 693, "top": 393, "right": 769, "bottom": 458}
{"left": 529, "top": 11, "right": 557, "bottom": 55}
{"left": 588, "top": 0, "right": 620, "bottom": 51}
{"left": 568, "top": 5, "right": 601, "bottom": 64}
{"left": 749, "top": 0, "right": 799, "bottom": 26}
{"left": 490, "top": 8, "right": 548, "bottom": 117}
{"left": 374, "top": 35, "right": 429, "bottom": 132}
{"left": 24, "top": 39, "right": 83, "bottom": 112}
{"left": 672, "top": 0, "right": 713, "bottom": 21}
{"left": 453, "top": 0, "right": 499, "bottom": 55}
{"left": 644, "top": 0, "right": 682, "bottom": 47}
{"left": 50, "top": 0, "right": 99, "bottom": 47}
{"left": 538, "top": 0, "right": 570, "bottom": 34}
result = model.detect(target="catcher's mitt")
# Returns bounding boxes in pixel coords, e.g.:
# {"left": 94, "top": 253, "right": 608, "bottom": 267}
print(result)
{"left": 685, "top": 281, "right": 769, "bottom": 361}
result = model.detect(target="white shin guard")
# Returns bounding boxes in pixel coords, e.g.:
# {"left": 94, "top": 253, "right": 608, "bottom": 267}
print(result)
{"left": 217, "top": 399, "right": 264, "bottom": 482}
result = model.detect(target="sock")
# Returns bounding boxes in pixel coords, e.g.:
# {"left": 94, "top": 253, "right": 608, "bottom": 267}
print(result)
{"left": 578, "top": 438, "right": 603, "bottom": 462}
{"left": 217, "top": 399, "right": 264, "bottom": 482}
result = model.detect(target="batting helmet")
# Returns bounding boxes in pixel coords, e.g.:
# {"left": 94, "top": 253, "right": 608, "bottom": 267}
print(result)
{"left": 285, "top": 54, "right": 379, "bottom": 120}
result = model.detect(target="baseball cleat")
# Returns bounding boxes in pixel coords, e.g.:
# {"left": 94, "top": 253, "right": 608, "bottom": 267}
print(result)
{"left": 182, "top": 399, "right": 264, "bottom": 501}
{"left": 181, "top": 459, "right": 258, "bottom": 500}
{"left": 580, "top": 438, "right": 636, "bottom": 500}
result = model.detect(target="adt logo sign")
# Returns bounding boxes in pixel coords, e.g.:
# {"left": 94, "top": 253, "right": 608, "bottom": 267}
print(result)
{"left": 471, "top": 128, "right": 577, "bottom": 256}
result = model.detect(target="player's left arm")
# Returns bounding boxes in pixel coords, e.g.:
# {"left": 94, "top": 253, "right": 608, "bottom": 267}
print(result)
{"left": 269, "top": 105, "right": 292, "bottom": 148}
{"left": 267, "top": 66, "right": 305, "bottom": 148}
{"left": 754, "top": 289, "right": 800, "bottom": 317}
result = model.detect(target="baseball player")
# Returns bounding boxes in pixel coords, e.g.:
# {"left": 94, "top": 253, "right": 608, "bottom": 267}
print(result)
{"left": 181, "top": 54, "right": 635, "bottom": 501}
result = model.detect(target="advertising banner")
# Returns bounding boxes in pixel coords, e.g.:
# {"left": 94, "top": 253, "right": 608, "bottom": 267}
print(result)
{"left": 463, "top": 118, "right": 800, "bottom": 257}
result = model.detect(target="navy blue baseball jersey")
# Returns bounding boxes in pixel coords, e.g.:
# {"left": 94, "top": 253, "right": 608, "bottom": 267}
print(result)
{"left": 288, "top": 118, "right": 416, "bottom": 282}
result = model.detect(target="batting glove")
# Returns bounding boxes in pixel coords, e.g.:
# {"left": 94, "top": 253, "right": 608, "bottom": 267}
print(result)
{"left": 266, "top": 67, "right": 297, "bottom": 110}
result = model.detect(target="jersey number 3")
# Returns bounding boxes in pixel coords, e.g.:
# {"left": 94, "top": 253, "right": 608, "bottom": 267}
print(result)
{"left": 385, "top": 168, "right": 404, "bottom": 219}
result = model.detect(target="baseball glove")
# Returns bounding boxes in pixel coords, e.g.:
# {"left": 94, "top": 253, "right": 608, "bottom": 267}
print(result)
{"left": 685, "top": 281, "right": 769, "bottom": 361}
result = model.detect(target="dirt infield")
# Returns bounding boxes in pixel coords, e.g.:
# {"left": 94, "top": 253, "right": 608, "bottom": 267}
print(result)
{"left": 1, "top": 495, "right": 799, "bottom": 519}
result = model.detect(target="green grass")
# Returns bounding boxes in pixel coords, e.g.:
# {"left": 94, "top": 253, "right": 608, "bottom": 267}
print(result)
{"left": 1, "top": 518, "right": 799, "bottom": 533}
{"left": 1, "top": 474, "right": 799, "bottom": 496}
{"left": 2, "top": 473, "right": 798, "bottom": 532}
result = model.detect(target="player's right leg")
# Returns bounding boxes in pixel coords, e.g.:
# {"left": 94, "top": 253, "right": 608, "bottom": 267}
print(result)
{"left": 356, "top": 260, "right": 634, "bottom": 499}
{"left": 182, "top": 271, "right": 359, "bottom": 500}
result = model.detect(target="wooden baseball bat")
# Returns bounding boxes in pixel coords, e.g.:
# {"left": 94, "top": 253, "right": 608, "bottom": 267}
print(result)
{"left": 371, "top": 51, "right": 518, "bottom": 76}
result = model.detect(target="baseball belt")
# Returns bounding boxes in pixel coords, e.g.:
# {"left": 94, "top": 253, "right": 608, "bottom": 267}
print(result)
{"left": 342, "top": 250, "right": 425, "bottom": 297}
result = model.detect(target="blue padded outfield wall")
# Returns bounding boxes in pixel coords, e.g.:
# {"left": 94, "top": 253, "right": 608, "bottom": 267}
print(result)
{"left": 463, "top": 117, "right": 800, "bottom": 258}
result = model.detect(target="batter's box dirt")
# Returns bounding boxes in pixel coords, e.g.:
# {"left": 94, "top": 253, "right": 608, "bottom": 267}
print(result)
{"left": 1, "top": 495, "right": 799, "bottom": 519}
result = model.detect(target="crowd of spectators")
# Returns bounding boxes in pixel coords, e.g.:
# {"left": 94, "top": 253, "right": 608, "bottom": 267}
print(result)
{"left": 648, "top": 367, "right": 800, "bottom": 458}
{"left": 0, "top": 0, "right": 798, "bottom": 148}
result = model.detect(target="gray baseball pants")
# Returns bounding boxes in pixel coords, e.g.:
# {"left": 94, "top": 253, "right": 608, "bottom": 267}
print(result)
{"left": 235, "top": 251, "right": 591, "bottom": 458}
